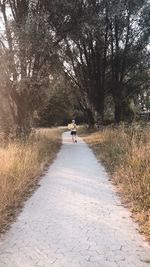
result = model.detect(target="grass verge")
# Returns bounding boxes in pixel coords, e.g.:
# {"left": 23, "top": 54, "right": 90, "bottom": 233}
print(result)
{"left": 0, "top": 128, "right": 62, "bottom": 234}
{"left": 79, "top": 123, "right": 150, "bottom": 241}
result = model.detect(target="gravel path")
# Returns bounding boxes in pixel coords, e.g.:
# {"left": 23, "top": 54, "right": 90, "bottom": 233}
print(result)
{"left": 0, "top": 132, "right": 150, "bottom": 267}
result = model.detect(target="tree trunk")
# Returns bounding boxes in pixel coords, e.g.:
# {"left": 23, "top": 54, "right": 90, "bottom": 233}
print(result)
{"left": 114, "top": 96, "right": 135, "bottom": 123}
{"left": 86, "top": 108, "right": 95, "bottom": 128}
{"left": 114, "top": 99, "right": 122, "bottom": 123}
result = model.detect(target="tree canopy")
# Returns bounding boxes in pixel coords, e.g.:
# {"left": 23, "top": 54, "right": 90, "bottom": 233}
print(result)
{"left": 0, "top": 0, "right": 149, "bottom": 136}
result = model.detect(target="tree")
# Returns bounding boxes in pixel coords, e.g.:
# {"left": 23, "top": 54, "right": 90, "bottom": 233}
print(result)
{"left": 0, "top": 0, "right": 62, "bottom": 136}
{"left": 47, "top": 0, "right": 150, "bottom": 123}
{"left": 106, "top": 0, "right": 150, "bottom": 122}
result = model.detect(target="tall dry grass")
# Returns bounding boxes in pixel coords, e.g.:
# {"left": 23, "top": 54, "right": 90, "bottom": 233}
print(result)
{"left": 0, "top": 128, "right": 62, "bottom": 233}
{"left": 80, "top": 123, "right": 150, "bottom": 240}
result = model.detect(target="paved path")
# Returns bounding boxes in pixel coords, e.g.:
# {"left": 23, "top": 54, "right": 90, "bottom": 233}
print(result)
{"left": 0, "top": 132, "right": 150, "bottom": 267}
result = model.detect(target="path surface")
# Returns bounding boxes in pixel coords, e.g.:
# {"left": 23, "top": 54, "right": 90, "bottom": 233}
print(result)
{"left": 0, "top": 132, "right": 150, "bottom": 267}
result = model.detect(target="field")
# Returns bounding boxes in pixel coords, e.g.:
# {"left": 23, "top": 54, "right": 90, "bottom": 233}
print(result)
{"left": 79, "top": 123, "right": 150, "bottom": 240}
{"left": 0, "top": 128, "right": 62, "bottom": 233}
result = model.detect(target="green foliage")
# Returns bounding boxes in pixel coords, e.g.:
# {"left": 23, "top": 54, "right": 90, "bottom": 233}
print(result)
{"left": 36, "top": 91, "right": 73, "bottom": 127}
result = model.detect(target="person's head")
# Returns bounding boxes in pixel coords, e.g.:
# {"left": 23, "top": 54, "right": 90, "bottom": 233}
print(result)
{"left": 72, "top": 120, "right": 75, "bottom": 124}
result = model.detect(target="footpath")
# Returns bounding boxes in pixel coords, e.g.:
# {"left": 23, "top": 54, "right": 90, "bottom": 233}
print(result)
{"left": 0, "top": 132, "right": 149, "bottom": 267}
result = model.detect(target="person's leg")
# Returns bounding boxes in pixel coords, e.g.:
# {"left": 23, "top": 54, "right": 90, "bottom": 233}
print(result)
{"left": 74, "top": 132, "right": 77, "bottom": 142}
{"left": 71, "top": 131, "right": 77, "bottom": 143}
{"left": 71, "top": 132, "right": 75, "bottom": 142}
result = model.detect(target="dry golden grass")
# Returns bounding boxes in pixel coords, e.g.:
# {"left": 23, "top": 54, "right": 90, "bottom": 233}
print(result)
{"left": 79, "top": 123, "right": 150, "bottom": 240}
{"left": 0, "top": 128, "right": 62, "bottom": 233}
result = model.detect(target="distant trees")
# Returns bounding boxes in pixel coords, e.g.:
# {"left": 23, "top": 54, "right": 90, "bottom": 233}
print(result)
{"left": 35, "top": 71, "right": 76, "bottom": 127}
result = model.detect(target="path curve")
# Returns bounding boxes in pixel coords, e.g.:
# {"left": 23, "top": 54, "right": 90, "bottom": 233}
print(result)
{"left": 0, "top": 132, "right": 150, "bottom": 267}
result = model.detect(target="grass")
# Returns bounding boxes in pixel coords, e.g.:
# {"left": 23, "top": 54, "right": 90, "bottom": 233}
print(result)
{"left": 79, "top": 123, "right": 150, "bottom": 241}
{"left": 0, "top": 128, "right": 62, "bottom": 233}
